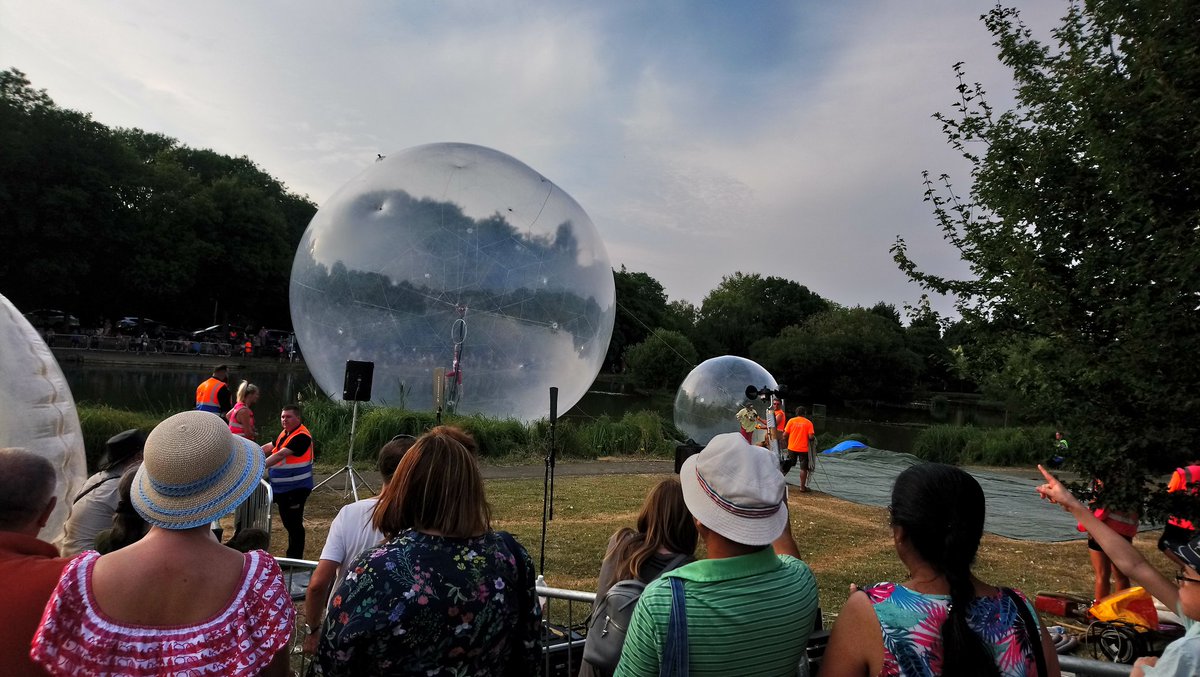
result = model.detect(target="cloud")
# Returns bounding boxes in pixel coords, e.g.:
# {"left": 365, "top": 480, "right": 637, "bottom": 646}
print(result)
{"left": 0, "top": 0, "right": 1071, "bottom": 317}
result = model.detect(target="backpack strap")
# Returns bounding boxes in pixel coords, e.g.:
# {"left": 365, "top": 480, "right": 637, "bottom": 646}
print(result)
{"left": 660, "top": 577, "right": 688, "bottom": 677}
{"left": 72, "top": 472, "right": 120, "bottom": 505}
{"left": 1003, "top": 587, "right": 1047, "bottom": 677}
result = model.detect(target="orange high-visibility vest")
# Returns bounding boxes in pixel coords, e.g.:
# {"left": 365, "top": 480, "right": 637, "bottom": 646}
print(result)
{"left": 268, "top": 424, "right": 314, "bottom": 491}
{"left": 195, "top": 378, "right": 225, "bottom": 414}
{"left": 1167, "top": 465, "right": 1200, "bottom": 530}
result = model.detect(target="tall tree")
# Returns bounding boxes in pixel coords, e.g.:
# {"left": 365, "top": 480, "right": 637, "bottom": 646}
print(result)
{"left": 604, "top": 266, "right": 668, "bottom": 372}
{"left": 694, "top": 272, "right": 828, "bottom": 358}
{"left": 624, "top": 329, "right": 699, "bottom": 390}
{"left": 0, "top": 69, "right": 316, "bottom": 329}
{"left": 751, "top": 306, "right": 921, "bottom": 404}
{"left": 893, "top": 2, "right": 1200, "bottom": 510}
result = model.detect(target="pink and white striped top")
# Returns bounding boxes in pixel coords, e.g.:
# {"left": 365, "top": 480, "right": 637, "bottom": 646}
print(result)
{"left": 31, "top": 549, "right": 294, "bottom": 676}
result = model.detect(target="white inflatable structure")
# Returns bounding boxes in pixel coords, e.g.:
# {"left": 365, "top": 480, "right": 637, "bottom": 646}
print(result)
{"left": 0, "top": 294, "right": 87, "bottom": 542}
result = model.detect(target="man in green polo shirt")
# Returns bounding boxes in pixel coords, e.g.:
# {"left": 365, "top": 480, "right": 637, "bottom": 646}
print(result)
{"left": 615, "top": 433, "right": 820, "bottom": 676}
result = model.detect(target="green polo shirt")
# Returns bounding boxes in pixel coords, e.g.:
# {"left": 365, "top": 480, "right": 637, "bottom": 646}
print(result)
{"left": 614, "top": 547, "right": 819, "bottom": 677}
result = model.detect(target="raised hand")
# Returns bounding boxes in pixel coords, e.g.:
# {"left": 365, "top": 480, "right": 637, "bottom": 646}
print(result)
{"left": 1036, "top": 464, "right": 1084, "bottom": 512}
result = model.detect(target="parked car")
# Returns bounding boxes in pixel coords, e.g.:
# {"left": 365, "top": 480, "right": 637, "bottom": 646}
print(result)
{"left": 115, "top": 317, "right": 168, "bottom": 337}
{"left": 24, "top": 309, "right": 81, "bottom": 332}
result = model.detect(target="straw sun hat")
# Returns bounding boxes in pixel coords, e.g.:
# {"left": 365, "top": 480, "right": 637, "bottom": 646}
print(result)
{"left": 132, "top": 410, "right": 264, "bottom": 529}
{"left": 680, "top": 432, "right": 789, "bottom": 547}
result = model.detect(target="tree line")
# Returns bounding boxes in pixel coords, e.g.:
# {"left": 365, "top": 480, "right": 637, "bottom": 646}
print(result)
{"left": 0, "top": 69, "right": 316, "bottom": 330}
{"left": 604, "top": 267, "right": 967, "bottom": 406}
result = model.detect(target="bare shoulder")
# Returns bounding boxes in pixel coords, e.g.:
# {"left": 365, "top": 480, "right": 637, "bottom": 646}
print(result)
{"left": 821, "top": 591, "right": 880, "bottom": 677}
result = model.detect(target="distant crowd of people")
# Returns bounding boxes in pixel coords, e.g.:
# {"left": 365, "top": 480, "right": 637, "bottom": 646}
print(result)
{"left": 1, "top": 370, "right": 1198, "bottom": 675}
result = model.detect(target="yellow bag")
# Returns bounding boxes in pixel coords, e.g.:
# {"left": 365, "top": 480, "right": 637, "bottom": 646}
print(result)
{"left": 1089, "top": 586, "right": 1158, "bottom": 629}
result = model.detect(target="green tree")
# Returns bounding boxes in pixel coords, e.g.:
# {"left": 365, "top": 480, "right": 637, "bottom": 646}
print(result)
{"left": 752, "top": 307, "right": 921, "bottom": 403}
{"left": 892, "top": 2, "right": 1200, "bottom": 512}
{"left": 694, "top": 272, "right": 828, "bottom": 358}
{"left": 624, "top": 329, "right": 698, "bottom": 391}
{"left": 605, "top": 266, "right": 668, "bottom": 372}
{"left": 661, "top": 298, "right": 698, "bottom": 337}
{"left": 0, "top": 69, "right": 316, "bottom": 329}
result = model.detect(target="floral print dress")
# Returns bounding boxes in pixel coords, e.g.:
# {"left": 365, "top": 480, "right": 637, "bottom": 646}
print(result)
{"left": 318, "top": 529, "right": 542, "bottom": 677}
{"left": 865, "top": 582, "right": 1042, "bottom": 677}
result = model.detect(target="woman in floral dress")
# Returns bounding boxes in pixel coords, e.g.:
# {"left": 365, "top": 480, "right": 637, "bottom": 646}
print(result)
{"left": 317, "top": 427, "right": 542, "bottom": 676}
{"left": 821, "top": 463, "right": 1061, "bottom": 677}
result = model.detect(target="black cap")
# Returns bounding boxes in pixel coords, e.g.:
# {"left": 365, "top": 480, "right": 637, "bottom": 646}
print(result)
{"left": 1171, "top": 531, "right": 1200, "bottom": 573}
{"left": 99, "top": 429, "right": 146, "bottom": 471}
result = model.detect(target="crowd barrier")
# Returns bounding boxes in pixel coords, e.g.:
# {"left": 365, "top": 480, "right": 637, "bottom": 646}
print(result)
{"left": 44, "top": 333, "right": 233, "bottom": 356}
{"left": 271, "top": 558, "right": 1131, "bottom": 677}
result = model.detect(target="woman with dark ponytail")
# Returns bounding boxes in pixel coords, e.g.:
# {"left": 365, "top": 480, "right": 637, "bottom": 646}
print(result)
{"left": 822, "top": 463, "right": 1060, "bottom": 676}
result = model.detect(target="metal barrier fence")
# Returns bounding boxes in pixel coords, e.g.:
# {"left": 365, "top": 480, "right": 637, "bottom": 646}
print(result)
{"left": 44, "top": 333, "right": 233, "bottom": 356}
{"left": 272, "top": 557, "right": 1131, "bottom": 677}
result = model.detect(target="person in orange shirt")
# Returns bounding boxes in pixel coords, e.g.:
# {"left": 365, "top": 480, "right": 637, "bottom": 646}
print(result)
{"left": 781, "top": 406, "right": 815, "bottom": 492}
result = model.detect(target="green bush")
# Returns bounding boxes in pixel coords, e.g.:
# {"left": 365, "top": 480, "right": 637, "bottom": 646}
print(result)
{"left": 77, "top": 402, "right": 685, "bottom": 470}
{"left": 962, "top": 425, "right": 1055, "bottom": 466}
{"left": 76, "top": 406, "right": 161, "bottom": 472}
{"left": 911, "top": 425, "right": 981, "bottom": 464}
{"left": 912, "top": 424, "right": 1055, "bottom": 466}
{"left": 573, "top": 410, "right": 678, "bottom": 456}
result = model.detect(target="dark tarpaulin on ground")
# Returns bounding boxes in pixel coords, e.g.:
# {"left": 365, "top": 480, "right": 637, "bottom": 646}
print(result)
{"left": 785, "top": 448, "right": 1156, "bottom": 543}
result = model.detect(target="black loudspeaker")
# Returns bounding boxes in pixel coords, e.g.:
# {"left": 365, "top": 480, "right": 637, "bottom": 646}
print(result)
{"left": 674, "top": 440, "right": 703, "bottom": 474}
{"left": 343, "top": 360, "right": 375, "bottom": 401}
{"left": 549, "top": 387, "right": 559, "bottom": 424}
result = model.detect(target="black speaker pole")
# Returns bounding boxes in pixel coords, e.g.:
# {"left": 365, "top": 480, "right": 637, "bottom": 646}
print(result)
{"left": 539, "top": 386, "right": 559, "bottom": 576}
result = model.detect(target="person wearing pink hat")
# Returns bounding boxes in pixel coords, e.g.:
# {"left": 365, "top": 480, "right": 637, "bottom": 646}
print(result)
{"left": 615, "top": 433, "right": 819, "bottom": 676}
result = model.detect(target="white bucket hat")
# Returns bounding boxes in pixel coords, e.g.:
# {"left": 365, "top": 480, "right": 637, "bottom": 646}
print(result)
{"left": 132, "top": 410, "right": 264, "bottom": 530}
{"left": 680, "top": 432, "right": 788, "bottom": 546}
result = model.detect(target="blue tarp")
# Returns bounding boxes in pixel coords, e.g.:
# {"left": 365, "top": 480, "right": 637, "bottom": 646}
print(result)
{"left": 822, "top": 440, "right": 866, "bottom": 454}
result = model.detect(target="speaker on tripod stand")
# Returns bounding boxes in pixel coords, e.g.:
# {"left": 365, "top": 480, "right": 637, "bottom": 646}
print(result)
{"left": 313, "top": 360, "right": 377, "bottom": 500}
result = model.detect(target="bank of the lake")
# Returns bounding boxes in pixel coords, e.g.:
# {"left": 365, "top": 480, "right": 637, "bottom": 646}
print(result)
{"left": 60, "top": 349, "right": 1042, "bottom": 472}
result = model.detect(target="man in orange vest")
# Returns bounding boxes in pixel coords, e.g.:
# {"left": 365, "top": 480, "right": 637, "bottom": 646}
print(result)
{"left": 1160, "top": 463, "right": 1200, "bottom": 559}
{"left": 771, "top": 399, "right": 787, "bottom": 447}
{"left": 781, "top": 406, "right": 816, "bottom": 492}
{"left": 194, "top": 365, "right": 231, "bottom": 415}
{"left": 263, "top": 404, "right": 314, "bottom": 559}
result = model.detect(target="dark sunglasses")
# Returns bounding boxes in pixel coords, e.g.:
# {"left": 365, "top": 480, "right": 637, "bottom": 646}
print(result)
{"left": 1175, "top": 572, "right": 1200, "bottom": 585}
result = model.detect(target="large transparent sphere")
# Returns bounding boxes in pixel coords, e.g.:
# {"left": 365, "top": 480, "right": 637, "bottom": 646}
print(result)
{"left": 290, "top": 143, "right": 615, "bottom": 421}
{"left": 0, "top": 294, "right": 86, "bottom": 542}
{"left": 674, "top": 356, "right": 778, "bottom": 445}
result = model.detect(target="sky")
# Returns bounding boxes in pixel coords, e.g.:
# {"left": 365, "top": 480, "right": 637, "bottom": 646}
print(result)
{"left": 0, "top": 0, "right": 1067, "bottom": 318}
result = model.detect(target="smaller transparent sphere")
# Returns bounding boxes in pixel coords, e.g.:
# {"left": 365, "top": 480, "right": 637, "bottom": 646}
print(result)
{"left": 0, "top": 294, "right": 86, "bottom": 542}
{"left": 674, "top": 356, "right": 778, "bottom": 445}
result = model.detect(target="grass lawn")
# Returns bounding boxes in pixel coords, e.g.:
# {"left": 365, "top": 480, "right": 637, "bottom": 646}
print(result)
{"left": 265, "top": 470, "right": 1174, "bottom": 628}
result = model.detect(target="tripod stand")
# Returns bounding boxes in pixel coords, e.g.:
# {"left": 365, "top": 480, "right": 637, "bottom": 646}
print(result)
{"left": 313, "top": 400, "right": 375, "bottom": 501}
{"left": 314, "top": 360, "right": 376, "bottom": 501}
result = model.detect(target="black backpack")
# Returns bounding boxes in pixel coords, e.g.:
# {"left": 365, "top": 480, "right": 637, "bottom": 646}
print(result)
{"left": 582, "top": 554, "right": 690, "bottom": 672}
